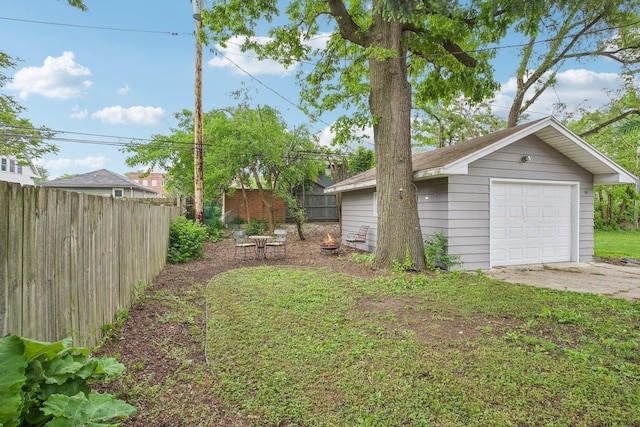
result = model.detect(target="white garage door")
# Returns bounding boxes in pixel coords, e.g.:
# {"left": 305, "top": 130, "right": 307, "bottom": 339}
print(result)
{"left": 491, "top": 181, "right": 574, "bottom": 267}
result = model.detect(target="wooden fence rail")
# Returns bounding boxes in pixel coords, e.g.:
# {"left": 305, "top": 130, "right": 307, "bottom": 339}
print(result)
{"left": 0, "top": 182, "right": 181, "bottom": 348}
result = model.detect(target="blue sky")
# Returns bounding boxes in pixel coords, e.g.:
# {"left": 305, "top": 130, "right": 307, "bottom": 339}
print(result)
{"left": 1, "top": 0, "right": 627, "bottom": 179}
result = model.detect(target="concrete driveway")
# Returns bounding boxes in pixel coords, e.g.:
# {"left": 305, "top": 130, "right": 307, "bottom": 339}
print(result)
{"left": 485, "top": 261, "right": 640, "bottom": 301}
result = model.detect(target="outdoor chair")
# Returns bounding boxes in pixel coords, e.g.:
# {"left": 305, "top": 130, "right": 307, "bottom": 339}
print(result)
{"left": 232, "top": 230, "right": 256, "bottom": 260}
{"left": 345, "top": 225, "right": 369, "bottom": 249}
{"left": 266, "top": 229, "right": 287, "bottom": 259}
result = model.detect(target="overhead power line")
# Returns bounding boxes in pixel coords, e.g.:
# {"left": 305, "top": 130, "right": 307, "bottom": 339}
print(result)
{"left": 0, "top": 16, "right": 191, "bottom": 36}
{"left": 1, "top": 124, "right": 357, "bottom": 158}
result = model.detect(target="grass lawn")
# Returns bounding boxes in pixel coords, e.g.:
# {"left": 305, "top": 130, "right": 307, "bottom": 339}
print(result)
{"left": 594, "top": 229, "right": 640, "bottom": 259}
{"left": 206, "top": 266, "right": 640, "bottom": 426}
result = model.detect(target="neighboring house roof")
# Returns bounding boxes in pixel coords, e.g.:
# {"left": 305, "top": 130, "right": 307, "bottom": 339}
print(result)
{"left": 326, "top": 116, "right": 637, "bottom": 194}
{"left": 316, "top": 173, "right": 335, "bottom": 188}
{"left": 22, "top": 154, "right": 41, "bottom": 179}
{"left": 41, "top": 169, "right": 158, "bottom": 194}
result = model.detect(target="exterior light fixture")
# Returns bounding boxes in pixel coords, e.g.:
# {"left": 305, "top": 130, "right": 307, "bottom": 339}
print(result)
{"left": 521, "top": 155, "right": 531, "bottom": 163}
{"left": 398, "top": 188, "right": 404, "bottom": 199}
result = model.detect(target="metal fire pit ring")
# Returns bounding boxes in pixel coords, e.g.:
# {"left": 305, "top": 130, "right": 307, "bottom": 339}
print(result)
{"left": 320, "top": 243, "right": 340, "bottom": 254}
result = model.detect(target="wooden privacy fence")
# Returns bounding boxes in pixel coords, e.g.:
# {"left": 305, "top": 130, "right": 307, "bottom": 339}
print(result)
{"left": 0, "top": 182, "right": 181, "bottom": 348}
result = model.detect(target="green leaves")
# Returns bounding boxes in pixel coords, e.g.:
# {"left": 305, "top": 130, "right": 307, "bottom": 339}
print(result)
{"left": 168, "top": 216, "right": 208, "bottom": 263}
{"left": 0, "top": 334, "right": 134, "bottom": 427}
{"left": 43, "top": 391, "right": 136, "bottom": 427}
{"left": 0, "top": 335, "right": 27, "bottom": 427}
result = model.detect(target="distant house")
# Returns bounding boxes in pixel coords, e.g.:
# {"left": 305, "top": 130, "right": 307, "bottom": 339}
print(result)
{"left": 325, "top": 117, "right": 637, "bottom": 270}
{"left": 126, "top": 171, "right": 167, "bottom": 198}
{"left": 0, "top": 154, "right": 41, "bottom": 185}
{"left": 40, "top": 169, "right": 157, "bottom": 198}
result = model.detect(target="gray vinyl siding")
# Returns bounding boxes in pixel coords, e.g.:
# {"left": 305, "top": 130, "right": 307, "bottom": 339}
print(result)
{"left": 340, "top": 188, "right": 377, "bottom": 252}
{"left": 339, "top": 134, "right": 596, "bottom": 270}
{"left": 441, "top": 175, "right": 490, "bottom": 270}
{"left": 417, "top": 178, "right": 448, "bottom": 237}
{"left": 445, "top": 135, "right": 594, "bottom": 270}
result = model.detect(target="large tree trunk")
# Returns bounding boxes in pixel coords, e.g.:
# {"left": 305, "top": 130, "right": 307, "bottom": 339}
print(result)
{"left": 369, "top": 19, "right": 425, "bottom": 270}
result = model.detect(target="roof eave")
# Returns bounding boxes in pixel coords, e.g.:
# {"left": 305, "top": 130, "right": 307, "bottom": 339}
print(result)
{"left": 324, "top": 179, "right": 376, "bottom": 194}
{"left": 594, "top": 173, "right": 637, "bottom": 186}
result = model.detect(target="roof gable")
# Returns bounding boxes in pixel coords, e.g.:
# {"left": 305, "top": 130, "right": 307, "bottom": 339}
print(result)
{"left": 41, "top": 169, "right": 157, "bottom": 193}
{"left": 326, "top": 117, "right": 637, "bottom": 193}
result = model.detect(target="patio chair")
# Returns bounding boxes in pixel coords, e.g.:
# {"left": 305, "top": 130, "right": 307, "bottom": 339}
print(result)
{"left": 345, "top": 225, "right": 369, "bottom": 249}
{"left": 232, "top": 230, "right": 256, "bottom": 260}
{"left": 266, "top": 229, "right": 287, "bottom": 259}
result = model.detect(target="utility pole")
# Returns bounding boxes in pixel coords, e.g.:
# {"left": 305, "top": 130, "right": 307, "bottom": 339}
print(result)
{"left": 192, "top": 0, "right": 205, "bottom": 223}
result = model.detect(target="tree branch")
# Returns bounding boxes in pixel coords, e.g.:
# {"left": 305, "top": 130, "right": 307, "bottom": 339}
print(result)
{"left": 578, "top": 109, "right": 640, "bottom": 137}
{"left": 561, "top": 45, "right": 640, "bottom": 64}
{"left": 404, "top": 23, "right": 477, "bottom": 68}
{"left": 326, "top": 0, "right": 367, "bottom": 46}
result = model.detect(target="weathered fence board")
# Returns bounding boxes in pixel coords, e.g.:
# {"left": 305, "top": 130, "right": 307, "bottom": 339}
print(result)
{"left": 0, "top": 182, "right": 180, "bottom": 348}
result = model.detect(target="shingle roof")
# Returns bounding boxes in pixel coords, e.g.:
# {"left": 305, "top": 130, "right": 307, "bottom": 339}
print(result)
{"left": 41, "top": 169, "right": 157, "bottom": 193}
{"left": 325, "top": 117, "right": 636, "bottom": 193}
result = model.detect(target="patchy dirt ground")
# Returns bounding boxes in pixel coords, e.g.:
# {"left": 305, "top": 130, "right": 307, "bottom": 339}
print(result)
{"left": 93, "top": 223, "right": 389, "bottom": 426}
{"left": 93, "top": 223, "right": 639, "bottom": 425}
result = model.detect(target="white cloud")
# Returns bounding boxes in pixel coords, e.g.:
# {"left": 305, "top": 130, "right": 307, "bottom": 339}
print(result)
{"left": 37, "top": 156, "right": 109, "bottom": 179}
{"left": 117, "top": 84, "right": 130, "bottom": 96}
{"left": 496, "top": 68, "right": 624, "bottom": 119}
{"left": 91, "top": 105, "right": 165, "bottom": 125}
{"left": 74, "top": 156, "right": 108, "bottom": 169}
{"left": 316, "top": 126, "right": 335, "bottom": 147}
{"left": 8, "top": 51, "right": 92, "bottom": 99}
{"left": 304, "top": 32, "right": 331, "bottom": 51}
{"left": 316, "top": 124, "right": 373, "bottom": 148}
{"left": 69, "top": 105, "right": 88, "bottom": 119}
{"left": 38, "top": 156, "right": 108, "bottom": 172}
{"left": 38, "top": 158, "right": 72, "bottom": 171}
{"left": 208, "top": 36, "right": 297, "bottom": 76}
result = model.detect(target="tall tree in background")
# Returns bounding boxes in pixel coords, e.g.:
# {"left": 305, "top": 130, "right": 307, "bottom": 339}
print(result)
{"left": 1, "top": 1, "right": 86, "bottom": 162}
{"left": 506, "top": 0, "right": 640, "bottom": 127}
{"left": 412, "top": 98, "right": 505, "bottom": 148}
{"left": 204, "top": 0, "right": 515, "bottom": 269}
{"left": 0, "top": 53, "right": 56, "bottom": 161}
{"left": 124, "top": 104, "right": 322, "bottom": 231}
{"left": 348, "top": 146, "right": 375, "bottom": 176}
{"left": 568, "top": 85, "right": 640, "bottom": 228}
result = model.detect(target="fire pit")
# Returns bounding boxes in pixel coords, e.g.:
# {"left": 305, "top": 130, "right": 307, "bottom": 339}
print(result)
{"left": 320, "top": 233, "right": 340, "bottom": 255}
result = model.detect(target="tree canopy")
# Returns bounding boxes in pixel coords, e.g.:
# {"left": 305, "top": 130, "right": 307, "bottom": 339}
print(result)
{"left": 1, "top": 0, "right": 87, "bottom": 163}
{"left": 124, "top": 102, "right": 323, "bottom": 231}
{"left": 0, "top": 53, "right": 57, "bottom": 161}
{"left": 504, "top": 0, "right": 640, "bottom": 127}
{"left": 202, "top": 0, "right": 520, "bottom": 269}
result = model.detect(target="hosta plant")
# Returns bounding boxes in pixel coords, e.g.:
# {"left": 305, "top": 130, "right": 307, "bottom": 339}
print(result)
{"left": 0, "top": 334, "right": 136, "bottom": 427}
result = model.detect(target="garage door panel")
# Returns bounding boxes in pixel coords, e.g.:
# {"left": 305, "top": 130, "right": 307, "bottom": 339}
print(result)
{"left": 509, "top": 228, "right": 523, "bottom": 239}
{"left": 526, "top": 247, "right": 540, "bottom": 259}
{"left": 525, "top": 227, "right": 539, "bottom": 238}
{"left": 491, "top": 182, "right": 574, "bottom": 266}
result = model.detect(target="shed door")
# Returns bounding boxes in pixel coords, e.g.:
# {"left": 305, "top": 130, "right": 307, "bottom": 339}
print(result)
{"left": 491, "top": 181, "right": 574, "bottom": 267}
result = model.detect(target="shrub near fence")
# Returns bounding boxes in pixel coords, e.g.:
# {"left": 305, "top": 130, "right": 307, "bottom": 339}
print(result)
{"left": 0, "top": 182, "right": 181, "bottom": 348}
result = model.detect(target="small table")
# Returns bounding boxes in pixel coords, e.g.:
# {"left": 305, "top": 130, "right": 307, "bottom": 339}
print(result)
{"left": 249, "top": 235, "right": 271, "bottom": 259}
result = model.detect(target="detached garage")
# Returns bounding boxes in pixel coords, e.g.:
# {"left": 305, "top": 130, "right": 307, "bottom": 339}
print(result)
{"left": 326, "top": 116, "right": 637, "bottom": 270}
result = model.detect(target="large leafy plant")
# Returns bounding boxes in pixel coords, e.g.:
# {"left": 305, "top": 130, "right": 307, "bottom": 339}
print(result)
{"left": 167, "top": 215, "right": 208, "bottom": 263}
{"left": 0, "top": 334, "right": 136, "bottom": 427}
